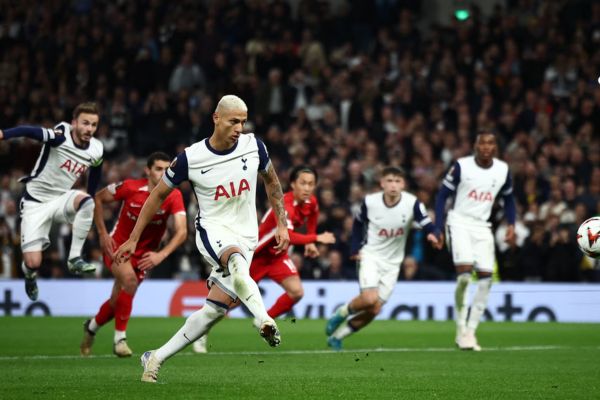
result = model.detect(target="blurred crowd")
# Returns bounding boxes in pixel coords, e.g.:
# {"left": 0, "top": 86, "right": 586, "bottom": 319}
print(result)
{"left": 1, "top": 0, "right": 600, "bottom": 282}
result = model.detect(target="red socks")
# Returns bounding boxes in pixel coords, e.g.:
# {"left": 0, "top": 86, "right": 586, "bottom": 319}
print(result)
{"left": 94, "top": 299, "right": 115, "bottom": 326}
{"left": 114, "top": 290, "right": 134, "bottom": 331}
{"left": 267, "top": 293, "right": 297, "bottom": 318}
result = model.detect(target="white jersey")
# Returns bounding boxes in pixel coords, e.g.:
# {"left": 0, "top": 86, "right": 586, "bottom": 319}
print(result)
{"left": 22, "top": 122, "right": 104, "bottom": 202}
{"left": 443, "top": 156, "right": 512, "bottom": 227}
{"left": 353, "top": 191, "right": 432, "bottom": 265}
{"left": 163, "top": 133, "right": 269, "bottom": 245}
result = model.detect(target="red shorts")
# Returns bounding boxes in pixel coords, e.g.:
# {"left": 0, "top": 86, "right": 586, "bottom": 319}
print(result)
{"left": 250, "top": 253, "right": 299, "bottom": 284}
{"left": 103, "top": 253, "right": 146, "bottom": 283}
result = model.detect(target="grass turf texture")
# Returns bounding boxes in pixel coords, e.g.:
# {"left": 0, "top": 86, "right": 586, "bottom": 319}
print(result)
{"left": 0, "top": 318, "right": 598, "bottom": 399}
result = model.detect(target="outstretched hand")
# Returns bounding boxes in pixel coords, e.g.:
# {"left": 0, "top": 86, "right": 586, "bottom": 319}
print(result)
{"left": 430, "top": 232, "right": 444, "bottom": 250}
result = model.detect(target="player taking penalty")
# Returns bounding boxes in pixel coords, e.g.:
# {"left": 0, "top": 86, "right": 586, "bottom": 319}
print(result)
{"left": 114, "top": 95, "right": 289, "bottom": 383}
{"left": 80, "top": 152, "right": 187, "bottom": 357}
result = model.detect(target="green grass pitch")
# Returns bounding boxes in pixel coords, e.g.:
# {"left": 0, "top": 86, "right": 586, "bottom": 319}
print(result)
{"left": 1, "top": 317, "right": 599, "bottom": 399}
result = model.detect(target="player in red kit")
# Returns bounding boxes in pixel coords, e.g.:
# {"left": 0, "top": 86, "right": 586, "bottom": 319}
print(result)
{"left": 193, "top": 165, "right": 335, "bottom": 353}
{"left": 80, "top": 152, "right": 187, "bottom": 357}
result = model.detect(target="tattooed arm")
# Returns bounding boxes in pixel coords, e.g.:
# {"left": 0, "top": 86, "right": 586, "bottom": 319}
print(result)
{"left": 260, "top": 162, "right": 290, "bottom": 253}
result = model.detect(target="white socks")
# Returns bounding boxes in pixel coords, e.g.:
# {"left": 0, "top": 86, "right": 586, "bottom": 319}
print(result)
{"left": 21, "top": 262, "right": 37, "bottom": 279}
{"left": 114, "top": 330, "right": 126, "bottom": 344}
{"left": 466, "top": 277, "right": 492, "bottom": 333}
{"left": 89, "top": 318, "right": 100, "bottom": 333}
{"left": 332, "top": 323, "right": 354, "bottom": 340}
{"left": 337, "top": 303, "right": 350, "bottom": 318}
{"left": 155, "top": 301, "right": 226, "bottom": 362}
{"left": 69, "top": 197, "right": 94, "bottom": 259}
{"left": 229, "top": 253, "right": 270, "bottom": 324}
{"left": 454, "top": 273, "right": 471, "bottom": 334}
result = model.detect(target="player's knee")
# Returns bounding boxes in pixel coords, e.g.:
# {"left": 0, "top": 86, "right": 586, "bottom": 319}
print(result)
{"left": 371, "top": 301, "right": 383, "bottom": 315}
{"left": 288, "top": 286, "right": 304, "bottom": 301}
{"left": 121, "top": 277, "right": 138, "bottom": 294}
{"left": 76, "top": 196, "right": 94, "bottom": 212}
{"left": 362, "top": 292, "right": 379, "bottom": 308}
{"left": 23, "top": 254, "right": 42, "bottom": 269}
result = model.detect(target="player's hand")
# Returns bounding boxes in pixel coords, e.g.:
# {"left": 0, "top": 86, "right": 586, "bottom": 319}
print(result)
{"left": 350, "top": 253, "right": 361, "bottom": 261}
{"left": 99, "top": 233, "right": 117, "bottom": 261}
{"left": 137, "top": 251, "right": 165, "bottom": 271}
{"left": 273, "top": 225, "right": 290, "bottom": 254}
{"left": 427, "top": 233, "right": 442, "bottom": 249}
{"left": 316, "top": 231, "right": 336, "bottom": 244}
{"left": 115, "top": 239, "right": 138, "bottom": 264}
{"left": 505, "top": 225, "right": 516, "bottom": 247}
{"left": 0, "top": 129, "right": 4, "bottom": 140}
{"left": 304, "top": 243, "right": 320, "bottom": 258}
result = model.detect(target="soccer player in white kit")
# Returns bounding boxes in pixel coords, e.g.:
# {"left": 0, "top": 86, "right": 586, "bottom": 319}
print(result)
{"left": 434, "top": 131, "right": 516, "bottom": 351}
{"left": 0, "top": 102, "right": 104, "bottom": 300}
{"left": 325, "top": 166, "right": 440, "bottom": 350}
{"left": 114, "top": 95, "right": 290, "bottom": 383}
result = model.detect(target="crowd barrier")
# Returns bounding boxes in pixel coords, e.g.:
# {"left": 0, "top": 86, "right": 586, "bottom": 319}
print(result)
{"left": 0, "top": 280, "right": 599, "bottom": 322}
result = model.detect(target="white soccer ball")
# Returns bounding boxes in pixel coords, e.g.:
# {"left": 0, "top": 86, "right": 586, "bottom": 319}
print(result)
{"left": 576, "top": 217, "right": 600, "bottom": 258}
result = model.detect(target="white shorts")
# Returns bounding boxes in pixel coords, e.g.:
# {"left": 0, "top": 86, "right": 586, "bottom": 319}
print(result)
{"left": 446, "top": 223, "right": 495, "bottom": 272}
{"left": 19, "top": 190, "right": 82, "bottom": 252}
{"left": 358, "top": 251, "right": 400, "bottom": 303}
{"left": 195, "top": 224, "right": 256, "bottom": 301}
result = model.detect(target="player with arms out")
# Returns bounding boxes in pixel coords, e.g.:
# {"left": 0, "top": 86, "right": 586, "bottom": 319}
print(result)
{"left": 0, "top": 102, "right": 104, "bottom": 300}
{"left": 114, "top": 95, "right": 290, "bottom": 383}
{"left": 325, "top": 166, "right": 439, "bottom": 350}
{"left": 434, "top": 130, "right": 516, "bottom": 351}
{"left": 193, "top": 165, "right": 335, "bottom": 353}
{"left": 80, "top": 152, "right": 187, "bottom": 357}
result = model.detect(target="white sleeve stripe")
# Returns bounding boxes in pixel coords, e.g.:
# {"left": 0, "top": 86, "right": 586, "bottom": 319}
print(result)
{"left": 41, "top": 128, "right": 48, "bottom": 141}
{"left": 174, "top": 211, "right": 186, "bottom": 215}
{"left": 162, "top": 174, "right": 177, "bottom": 188}
{"left": 442, "top": 180, "right": 455, "bottom": 190}
{"left": 418, "top": 217, "right": 432, "bottom": 226}
{"left": 502, "top": 188, "right": 513, "bottom": 195}
{"left": 47, "top": 128, "right": 55, "bottom": 140}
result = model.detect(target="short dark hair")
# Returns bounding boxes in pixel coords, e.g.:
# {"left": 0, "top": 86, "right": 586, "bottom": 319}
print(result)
{"left": 73, "top": 102, "right": 100, "bottom": 119}
{"left": 289, "top": 165, "right": 318, "bottom": 183}
{"left": 381, "top": 166, "right": 405, "bottom": 178}
{"left": 147, "top": 151, "right": 171, "bottom": 168}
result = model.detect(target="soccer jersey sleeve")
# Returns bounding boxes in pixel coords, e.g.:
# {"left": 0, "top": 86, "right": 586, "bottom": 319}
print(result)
{"left": 434, "top": 162, "right": 461, "bottom": 231}
{"left": 413, "top": 200, "right": 435, "bottom": 235}
{"left": 108, "top": 180, "right": 134, "bottom": 201}
{"left": 168, "top": 189, "right": 187, "bottom": 215}
{"left": 306, "top": 196, "right": 319, "bottom": 235}
{"left": 350, "top": 200, "right": 368, "bottom": 255}
{"left": 163, "top": 152, "right": 189, "bottom": 187}
{"left": 2, "top": 125, "right": 66, "bottom": 146}
{"left": 500, "top": 170, "right": 516, "bottom": 225}
{"left": 256, "top": 138, "right": 270, "bottom": 172}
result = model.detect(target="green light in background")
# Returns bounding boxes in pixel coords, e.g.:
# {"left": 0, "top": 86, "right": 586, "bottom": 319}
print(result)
{"left": 455, "top": 9, "right": 470, "bottom": 21}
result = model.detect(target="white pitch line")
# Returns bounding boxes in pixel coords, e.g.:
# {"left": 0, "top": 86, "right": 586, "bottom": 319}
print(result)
{"left": 0, "top": 345, "right": 594, "bottom": 361}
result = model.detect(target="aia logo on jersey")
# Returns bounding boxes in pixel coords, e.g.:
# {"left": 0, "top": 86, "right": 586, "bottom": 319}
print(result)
{"left": 378, "top": 227, "right": 404, "bottom": 237}
{"left": 214, "top": 179, "right": 250, "bottom": 200}
{"left": 59, "top": 159, "right": 88, "bottom": 176}
{"left": 467, "top": 189, "right": 493, "bottom": 202}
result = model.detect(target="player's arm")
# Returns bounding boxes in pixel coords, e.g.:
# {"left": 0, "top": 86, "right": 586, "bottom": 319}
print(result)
{"left": 138, "top": 212, "right": 187, "bottom": 271}
{"left": 259, "top": 162, "right": 290, "bottom": 254}
{"left": 115, "top": 153, "right": 188, "bottom": 262}
{"left": 501, "top": 170, "right": 517, "bottom": 246}
{"left": 349, "top": 201, "right": 368, "bottom": 261}
{"left": 94, "top": 185, "right": 119, "bottom": 260}
{"left": 433, "top": 162, "right": 460, "bottom": 247}
{"left": 0, "top": 125, "right": 66, "bottom": 146}
{"left": 413, "top": 200, "right": 441, "bottom": 249}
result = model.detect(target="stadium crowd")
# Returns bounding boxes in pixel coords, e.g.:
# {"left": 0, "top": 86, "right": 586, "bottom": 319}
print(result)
{"left": 0, "top": 0, "right": 599, "bottom": 282}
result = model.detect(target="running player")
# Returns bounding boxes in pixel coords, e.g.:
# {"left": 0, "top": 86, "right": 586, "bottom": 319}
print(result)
{"left": 114, "top": 95, "right": 290, "bottom": 383}
{"left": 0, "top": 102, "right": 103, "bottom": 300}
{"left": 325, "top": 166, "right": 439, "bottom": 350}
{"left": 80, "top": 152, "right": 187, "bottom": 357}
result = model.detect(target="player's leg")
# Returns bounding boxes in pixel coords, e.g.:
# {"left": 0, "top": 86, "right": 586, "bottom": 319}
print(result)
{"left": 19, "top": 198, "right": 52, "bottom": 300}
{"left": 141, "top": 285, "right": 233, "bottom": 382}
{"left": 464, "top": 228, "right": 495, "bottom": 351}
{"left": 81, "top": 280, "right": 119, "bottom": 356}
{"left": 110, "top": 259, "right": 142, "bottom": 357}
{"left": 267, "top": 258, "right": 303, "bottom": 318}
{"left": 66, "top": 192, "right": 96, "bottom": 274}
{"left": 328, "top": 289, "right": 380, "bottom": 350}
{"left": 447, "top": 224, "right": 475, "bottom": 348}
{"left": 326, "top": 253, "right": 378, "bottom": 336}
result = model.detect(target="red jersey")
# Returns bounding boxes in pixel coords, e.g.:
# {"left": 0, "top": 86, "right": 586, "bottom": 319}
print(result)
{"left": 255, "top": 191, "right": 319, "bottom": 256}
{"left": 108, "top": 178, "right": 186, "bottom": 258}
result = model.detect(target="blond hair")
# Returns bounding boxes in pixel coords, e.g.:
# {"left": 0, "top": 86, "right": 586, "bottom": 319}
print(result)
{"left": 215, "top": 95, "right": 247, "bottom": 113}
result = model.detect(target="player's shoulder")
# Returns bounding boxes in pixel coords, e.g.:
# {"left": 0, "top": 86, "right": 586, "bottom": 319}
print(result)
{"left": 88, "top": 137, "right": 104, "bottom": 159}
{"left": 401, "top": 190, "right": 418, "bottom": 204}
{"left": 492, "top": 157, "right": 509, "bottom": 170}
{"left": 309, "top": 194, "right": 319, "bottom": 207}
{"left": 53, "top": 121, "right": 71, "bottom": 134}
{"left": 166, "top": 187, "right": 184, "bottom": 201}
{"left": 364, "top": 191, "right": 383, "bottom": 206}
{"left": 456, "top": 155, "right": 474, "bottom": 166}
